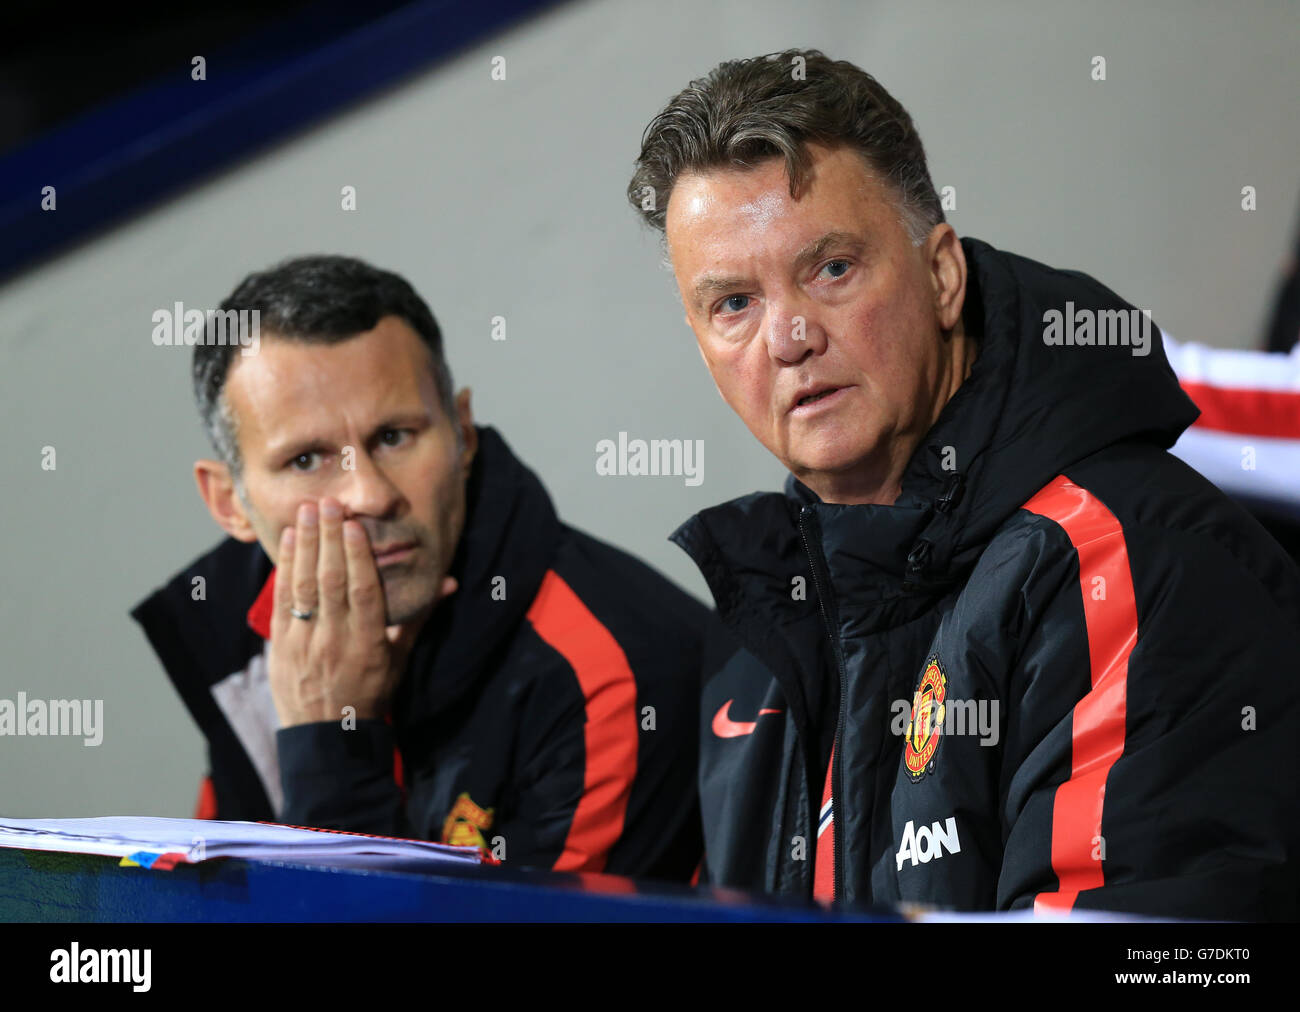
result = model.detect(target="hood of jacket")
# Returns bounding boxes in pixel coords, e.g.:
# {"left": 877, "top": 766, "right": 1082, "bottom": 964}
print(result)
{"left": 888, "top": 235, "right": 1198, "bottom": 589}
{"left": 394, "top": 424, "right": 561, "bottom": 721}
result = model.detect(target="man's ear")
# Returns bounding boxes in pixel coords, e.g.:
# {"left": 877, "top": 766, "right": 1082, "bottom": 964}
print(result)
{"left": 454, "top": 388, "right": 478, "bottom": 473}
{"left": 928, "top": 224, "right": 967, "bottom": 333}
{"left": 194, "top": 459, "right": 259, "bottom": 543}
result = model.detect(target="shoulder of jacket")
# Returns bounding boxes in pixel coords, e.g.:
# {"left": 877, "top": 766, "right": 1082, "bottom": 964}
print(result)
{"left": 548, "top": 524, "right": 711, "bottom": 629}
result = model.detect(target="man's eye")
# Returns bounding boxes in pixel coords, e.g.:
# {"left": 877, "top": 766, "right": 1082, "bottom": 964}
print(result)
{"left": 821, "top": 260, "right": 850, "bottom": 279}
{"left": 289, "top": 453, "right": 319, "bottom": 472}
{"left": 720, "top": 295, "right": 750, "bottom": 314}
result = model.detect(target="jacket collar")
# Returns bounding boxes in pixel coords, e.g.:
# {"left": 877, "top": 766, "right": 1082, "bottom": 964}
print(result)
{"left": 395, "top": 425, "right": 561, "bottom": 720}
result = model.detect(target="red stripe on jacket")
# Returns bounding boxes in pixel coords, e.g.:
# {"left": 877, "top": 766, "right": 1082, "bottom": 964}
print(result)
{"left": 525, "top": 569, "right": 639, "bottom": 873}
{"left": 194, "top": 775, "right": 218, "bottom": 820}
{"left": 813, "top": 742, "right": 835, "bottom": 903}
{"left": 247, "top": 566, "right": 276, "bottom": 640}
{"left": 1022, "top": 476, "right": 1136, "bottom": 914}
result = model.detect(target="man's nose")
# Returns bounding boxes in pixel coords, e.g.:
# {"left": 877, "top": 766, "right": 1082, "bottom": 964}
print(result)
{"left": 336, "top": 447, "right": 402, "bottom": 519}
{"left": 765, "top": 298, "right": 828, "bottom": 362}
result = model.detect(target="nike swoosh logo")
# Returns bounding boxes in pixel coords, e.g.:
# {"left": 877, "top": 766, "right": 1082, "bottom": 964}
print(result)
{"left": 712, "top": 699, "right": 784, "bottom": 739}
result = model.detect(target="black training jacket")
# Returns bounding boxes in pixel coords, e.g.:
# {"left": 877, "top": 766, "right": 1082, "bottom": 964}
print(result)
{"left": 132, "top": 426, "right": 706, "bottom": 881}
{"left": 672, "top": 236, "right": 1300, "bottom": 919}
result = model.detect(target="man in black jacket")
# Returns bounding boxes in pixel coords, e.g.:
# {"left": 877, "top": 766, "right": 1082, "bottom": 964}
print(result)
{"left": 626, "top": 49, "right": 1300, "bottom": 918}
{"left": 132, "top": 255, "right": 705, "bottom": 880}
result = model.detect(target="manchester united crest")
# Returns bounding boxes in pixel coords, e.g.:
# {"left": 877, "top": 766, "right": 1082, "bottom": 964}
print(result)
{"left": 904, "top": 655, "right": 947, "bottom": 782}
{"left": 441, "top": 792, "right": 495, "bottom": 850}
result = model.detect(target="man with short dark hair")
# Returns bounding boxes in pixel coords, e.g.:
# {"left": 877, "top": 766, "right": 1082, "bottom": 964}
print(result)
{"left": 628, "top": 50, "right": 1300, "bottom": 918}
{"left": 132, "top": 255, "right": 706, "bottom": 880}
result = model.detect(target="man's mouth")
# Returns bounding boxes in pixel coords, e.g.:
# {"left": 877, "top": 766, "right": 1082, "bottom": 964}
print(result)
{"left": 790, "top": 385, "right": 849, "bottom": 413}
{"left": 373, "top": 542, "right": 418, "bottom": 567}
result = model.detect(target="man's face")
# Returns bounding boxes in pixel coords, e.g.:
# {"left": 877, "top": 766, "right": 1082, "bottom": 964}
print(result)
{"left": 220, "top": 316, "right": 472, "bottom": 625}
{"left": 665, "top": 143, "right": 964, "bottom": 503}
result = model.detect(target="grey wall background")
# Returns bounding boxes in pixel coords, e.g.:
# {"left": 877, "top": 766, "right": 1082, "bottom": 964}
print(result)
{"left": 2, "top": 0, "right": 1297, "bottom": 817}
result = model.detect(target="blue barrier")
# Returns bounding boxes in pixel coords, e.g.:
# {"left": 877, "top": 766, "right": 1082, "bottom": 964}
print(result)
{"left": 0, "top": 847, "right": 898, "bottom": 922}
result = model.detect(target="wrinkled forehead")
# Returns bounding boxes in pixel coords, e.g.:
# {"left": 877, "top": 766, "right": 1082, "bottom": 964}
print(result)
{"left": 223, "top": 325, "right": 441, "bottom": 442}
{"left": 665, "top": 147, "right": 893, "bottom": 251}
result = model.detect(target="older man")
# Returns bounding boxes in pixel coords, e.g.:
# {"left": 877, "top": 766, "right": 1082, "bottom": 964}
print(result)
{"left": 627, "top": 49, "right": 1299, "bottom": 918}
{"left": 132, "top": 255, "right": 705, "bottom": 879}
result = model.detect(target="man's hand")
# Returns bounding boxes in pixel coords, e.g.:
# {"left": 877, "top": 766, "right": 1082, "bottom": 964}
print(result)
{"left": 268, "top": 498, "right": 446, "bottom": 728}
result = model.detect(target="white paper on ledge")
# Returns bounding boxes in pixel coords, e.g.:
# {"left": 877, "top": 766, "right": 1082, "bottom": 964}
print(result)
{"left": 0, "top": 816, "right": 486, "bottom": 871}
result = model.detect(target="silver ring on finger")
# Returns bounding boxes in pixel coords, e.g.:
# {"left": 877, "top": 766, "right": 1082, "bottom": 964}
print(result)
{"left": 290, "top": 606, "right": 314, "bottom": 621}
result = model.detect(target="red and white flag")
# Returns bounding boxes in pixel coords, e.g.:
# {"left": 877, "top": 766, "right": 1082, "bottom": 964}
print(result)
{"left": 1163, "top": 333, "right": 1300, "bottom": 518}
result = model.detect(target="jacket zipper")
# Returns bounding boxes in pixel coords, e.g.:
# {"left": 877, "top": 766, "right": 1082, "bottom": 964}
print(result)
{"left": 798, "top": 505, "right": 850, "bottom": 901}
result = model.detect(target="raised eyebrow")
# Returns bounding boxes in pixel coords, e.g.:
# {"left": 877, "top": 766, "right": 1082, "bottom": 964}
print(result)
{"left": 268, "top": 437, "right": 330, "bottom": 466}
{"left": 795, "top": 231, "right": 865, "bottom": 268}
{"left": 693, "top": 274, "right": 751, "bottom": 308}
{"left": 368, "top": 412, "right": 431, "bottom": 439}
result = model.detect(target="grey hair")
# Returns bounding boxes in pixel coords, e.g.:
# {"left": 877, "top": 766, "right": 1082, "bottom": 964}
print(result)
{"left": 628, "top": 49, "right": 944, "bottom": 247}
